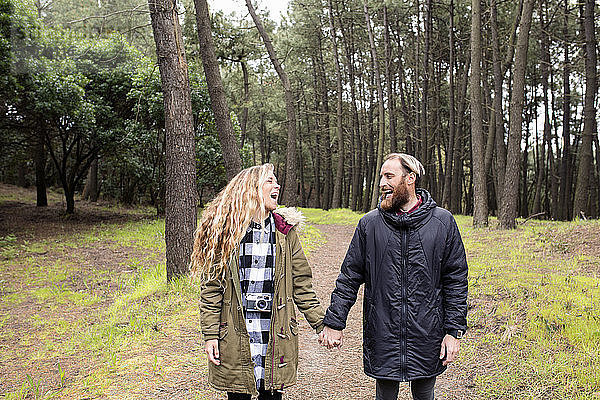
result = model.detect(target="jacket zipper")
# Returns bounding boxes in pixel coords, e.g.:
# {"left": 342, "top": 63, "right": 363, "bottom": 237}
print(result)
{"left": 270, "top": 244, "right": 285, "bottom": 389}
{"left": 401, "top": 229, "right": 408, "bottom": 381}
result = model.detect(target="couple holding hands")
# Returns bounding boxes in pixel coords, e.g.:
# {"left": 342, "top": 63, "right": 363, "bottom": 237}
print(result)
{"left": 192, "top": 154, "right": 468, "bottom": 400}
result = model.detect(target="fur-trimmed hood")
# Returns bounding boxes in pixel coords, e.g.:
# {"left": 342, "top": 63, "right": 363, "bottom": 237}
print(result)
{"left": 273, "top": 207, "right": 305, "bottom": 235}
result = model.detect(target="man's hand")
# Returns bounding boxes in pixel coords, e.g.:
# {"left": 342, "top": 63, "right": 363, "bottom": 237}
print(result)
{"left": 439, "top": 334, "right": 460, "bottom": 366}
{"left": 205, "top": 339, "right": 220, "bottom": 365}
{"left": 320, "top": 326, "right": 343, "bottom": 349}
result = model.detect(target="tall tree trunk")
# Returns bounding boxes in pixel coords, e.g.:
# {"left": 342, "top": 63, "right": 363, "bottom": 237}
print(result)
{"left": 442, "top": 0, "right": 456, "bottom": 210}
{"left": 491, "top": 0, "right": 505, "bottom": 208}
{"left": 470, "top": 0, "right": 488, "bottom": 227}
{"left": 451, "top": 53, "right": 471, "bottom": 214}
{"left": 338, "top": 12, "right": 362, "bottom": 212}
{"left": 363, "top": 77, "right": 375, "bottom": 212}
{"left": 240, "top": 61, "right": 249, "bottom": 148}
{"left": 310, "top": 58, "right": 323, "bottom": 208}
{"left": 498, "top": 0, "right": 536, "bottom": 229}
{"left": 549, "top": 61, "right": 560, "bottom": 219}
{"left": 383, "top": 5, "right": 397, "bottom": 153}
{"left": 534, "top": 3, "right": 550, "bottom": 215}
{"left": 573, "top": 0, "right": 597, "bottom": 218}
{"left": 520, "top": 113, "right": 530, "bottom": 217}
{"left": 194, "top": 0, "right": 241, "bottom": 179}
{"left": 491, "top": 0, "right": 522, "bottom": 209}
{"left": 316, "top": 29, "right": 332, "bottom": 210}
{"left": 420, "top": 0, "right": 432, "bottom": 190}
{"left": 246, "top": 0, "right": 298, "bottom": 206}
{"left": 149, "top": 0, "right": 197, "bottom": 281}
{"left": 328, "top": 0, "right": 344, "bottom": 209}
{"left": 558, "top": 0, "right": 572, "bottom": 220}
{"left": 364, "top": 1, "right": 385, "bottom": 210}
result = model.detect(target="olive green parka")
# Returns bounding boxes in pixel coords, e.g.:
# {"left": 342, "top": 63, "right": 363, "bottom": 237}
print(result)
{"left": 199, "top": 208, "right": 325, "bottom": 396}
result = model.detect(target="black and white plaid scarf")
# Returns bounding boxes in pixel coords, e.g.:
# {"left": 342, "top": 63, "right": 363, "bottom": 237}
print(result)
{"left": 239, "top": 213, "right": 277, "bottom": 390}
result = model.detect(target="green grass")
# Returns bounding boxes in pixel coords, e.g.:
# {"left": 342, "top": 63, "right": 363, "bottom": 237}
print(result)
{"left": 459, "top": 218, "right": 600, "bottom": 399}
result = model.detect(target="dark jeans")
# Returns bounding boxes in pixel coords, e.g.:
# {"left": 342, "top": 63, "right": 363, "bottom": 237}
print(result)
{"left": 376, "top": 377, "right": 436, "bottom": 400}
{"left": 227, "top": 389, "right": 282, "bottom": 400}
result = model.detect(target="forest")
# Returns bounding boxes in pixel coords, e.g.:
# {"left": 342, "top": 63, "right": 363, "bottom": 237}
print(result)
{"left": 1, "top": 1, "right": 600, "bottom": 398}
{"left": 1, "top": 0, "right": 599, "bottom": 267}
{"left": 1, "top": 0, "right": 599, "bottom": 226}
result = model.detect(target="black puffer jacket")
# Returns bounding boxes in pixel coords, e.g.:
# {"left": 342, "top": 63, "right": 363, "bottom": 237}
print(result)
{"left": 324, "top": 189, "right": 468, "bottom": 381}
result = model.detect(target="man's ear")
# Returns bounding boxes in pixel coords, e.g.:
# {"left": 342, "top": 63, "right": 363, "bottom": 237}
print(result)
{"left": 406, "top": 172, "right": 416, "bottom": 185}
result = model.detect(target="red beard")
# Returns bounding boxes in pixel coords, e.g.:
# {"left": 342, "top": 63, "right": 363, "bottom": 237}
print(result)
{"left": 380, "top": 180, "right": 410, "bottom": 212}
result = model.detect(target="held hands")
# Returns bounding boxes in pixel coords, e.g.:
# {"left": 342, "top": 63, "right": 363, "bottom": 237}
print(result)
{"left": 439, "top": 334, "right": 460, "bottom": 366}
{"left": 205, "top": 339, "right": 220, "bottom": 365}
{"left": 318, "top": 326, "right": 343, "bottom": 349}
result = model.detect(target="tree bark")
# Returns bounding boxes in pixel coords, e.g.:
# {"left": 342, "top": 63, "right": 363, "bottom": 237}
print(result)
{"left": 419, "top": 0, "right": 433, "bottom": 190}
{"left": 470, "top": 0, "right": 488, "bottom": 227}
{"left": 451, "top": 53, "right": 471, "bottom": 215}
{"left": 149, "top": 0, "right": 197, "bottom": 281}
{"left": 498, "top": 0, "right": 536, "bottom": 229}
{"left": 338, "top": 12, "right": 362, "bottom": 211}
{"left": 491, "top": 0, "right": 505, "bottom": 208}
{"left": 328, "top": 0, "right": 344, "bottom": 209}
{"left": 558, "top": 0, "right": 572, "bottom": 220}
{"left": 315, "top": 27, "right": 332, "bottom": 210}
{"left": 534, "top": 2, "right": 550, "bottom": 215}
{"left": 364, "top": 1, "right": 385, "bottom": 210}
{"left": 194, "top": 0, "right": 241, "bottom": 180}
{"left": 573, "top": 0, "right": 597, "bottom": 219}
{"left": 240, "top": 61, "right": 250, "bottom": 148}
{"left": 246, "top": 0, "right": 298, "bottom": 206}
{"left": 310, "top": 58, "right": 322, "bottom": 208}
{"left": 383, "top": 5, "right": 397, "bottom": 153}
{"left": 442, "top": 0, "right": 456, "bottom": 210}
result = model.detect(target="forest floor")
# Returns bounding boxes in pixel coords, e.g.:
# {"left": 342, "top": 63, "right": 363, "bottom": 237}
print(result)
{"left": 1, "top": 183, "right": 600, "bottom": 399}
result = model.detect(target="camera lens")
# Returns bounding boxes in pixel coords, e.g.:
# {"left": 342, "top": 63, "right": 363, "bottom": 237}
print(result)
{"left": 257, "top": 300, "right": 267, "bottom": 310}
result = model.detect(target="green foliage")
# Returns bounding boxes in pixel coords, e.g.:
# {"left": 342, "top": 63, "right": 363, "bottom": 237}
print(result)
{"left": 2, "top": 0, "right": 229, "bottom": 210}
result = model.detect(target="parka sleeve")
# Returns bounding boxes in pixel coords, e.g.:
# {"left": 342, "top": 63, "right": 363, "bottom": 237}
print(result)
{"left": 441, "top": 216, "right": 469, "bottom": 334}
{"left": 199, "top": 273, "right": 225, "bottom": 341}
{"left": 289, "top": 229, "right": 325, "bottom": 333}
{"left": 323, "top": 220, "right": 366, "bottom": 330}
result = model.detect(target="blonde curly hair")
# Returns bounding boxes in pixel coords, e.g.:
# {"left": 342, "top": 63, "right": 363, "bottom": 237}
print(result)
{"left": 190, "top": 163, "right": 274, "bottom": 283}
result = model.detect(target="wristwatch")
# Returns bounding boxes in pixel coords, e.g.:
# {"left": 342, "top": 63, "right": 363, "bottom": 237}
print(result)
{"left": 446, "top": 329, "right": 464, "bottom": 339}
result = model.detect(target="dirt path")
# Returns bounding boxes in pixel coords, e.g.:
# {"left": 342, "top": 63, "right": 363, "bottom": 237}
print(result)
{"left": 287, "top": 224, "right": 475, "bottom": 400}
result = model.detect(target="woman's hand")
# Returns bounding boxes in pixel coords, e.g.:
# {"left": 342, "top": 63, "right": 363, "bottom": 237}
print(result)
{"left": 205, "top": 339, "right": 220, "bottom": 365}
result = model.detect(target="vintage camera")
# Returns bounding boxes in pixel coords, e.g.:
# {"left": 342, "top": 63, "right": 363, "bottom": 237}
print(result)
{"left": 245, "top": 293, "right": 273, "bottom": 313}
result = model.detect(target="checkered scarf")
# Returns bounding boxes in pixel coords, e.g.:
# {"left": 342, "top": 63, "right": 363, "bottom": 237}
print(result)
{"left": 239, "top": 213, "right": 276, "bottom": 390}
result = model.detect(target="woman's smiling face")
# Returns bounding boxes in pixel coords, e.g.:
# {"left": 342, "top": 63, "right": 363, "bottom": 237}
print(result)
{"left": 262, "top": 172, "right": 280, "bottom": 211}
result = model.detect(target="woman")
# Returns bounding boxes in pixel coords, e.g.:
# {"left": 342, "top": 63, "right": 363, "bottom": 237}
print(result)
{"left": 191, "top": 163, "right": 324, "bottom": 399}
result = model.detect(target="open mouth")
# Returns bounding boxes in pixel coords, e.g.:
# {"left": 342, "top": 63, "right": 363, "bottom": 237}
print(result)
{"left": 381, "top": 188, "right": 393, "bottom": 199}
{"left": 270, "top": 192, "right": 279, "bottom": 201}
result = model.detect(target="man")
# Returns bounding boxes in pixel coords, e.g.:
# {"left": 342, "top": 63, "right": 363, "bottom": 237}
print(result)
{"left": 320, "top": 153, "right": 468, "bottom": 400}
